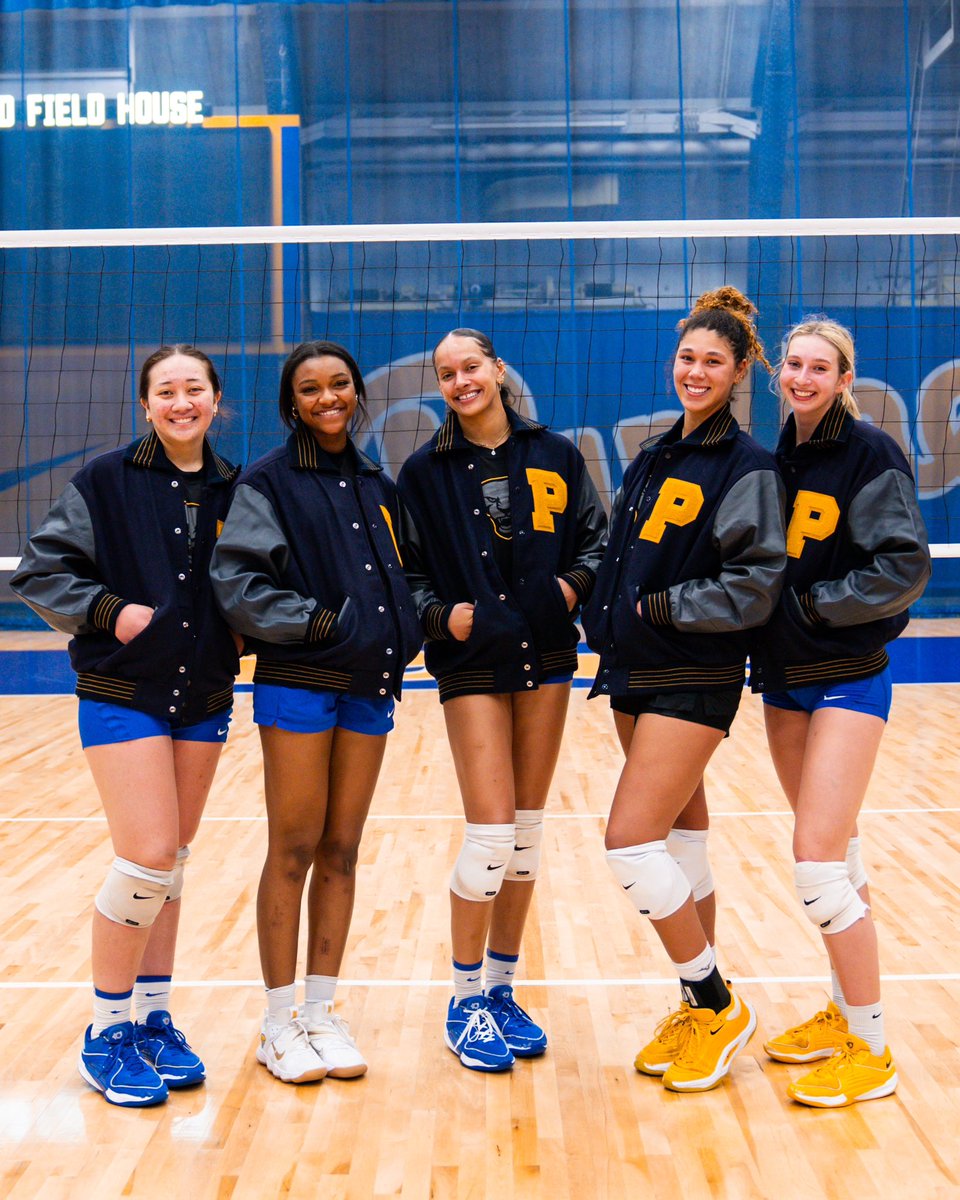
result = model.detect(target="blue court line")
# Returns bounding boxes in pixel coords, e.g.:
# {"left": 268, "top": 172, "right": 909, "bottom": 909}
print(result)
{"left": 1, "top": 637, "right": 958, "bottom": 695}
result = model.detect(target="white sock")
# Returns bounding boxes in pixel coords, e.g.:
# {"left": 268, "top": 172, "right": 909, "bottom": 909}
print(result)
{"left": 452, "top": 958, "right": 484, "bottom": 1004}
{"left": 830, "top": 967, "right": 847, "bottom": 1017}
{"left": 303, "top": 974, "right": 338, "bottom": 1023}
{"left": 134, "top": 975, "right": 171, "bottom": 1022}
{"left": 92, "top": 987, "right": 132, "bottom": 1036}
{"left": 265, "top": 983, "right": 297, "bottom": 1030}
{"left": 846, "top": 1001, "right": 885, "bottom": 1055}
{"left": 671, "top": 943, "right": 716, "bottom": 982}
{"left": 484, "top": 949, "right": 519, "bottom": 992}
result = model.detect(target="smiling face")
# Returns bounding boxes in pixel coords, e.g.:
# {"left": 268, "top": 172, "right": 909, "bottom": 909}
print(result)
{"left": 290, "top": 354, "right": 359, "bottom": 452}
{"left": 672, "top": 327, "right": 746, "bottom": 433}
{"left": 140, "top": 353, "right": 220, "bottom": 460}
{"left": 433, "top": 333, "right": 506, "bottom": 423}
{"left": 779, "top": 333, "right": 852, "bottom": 432}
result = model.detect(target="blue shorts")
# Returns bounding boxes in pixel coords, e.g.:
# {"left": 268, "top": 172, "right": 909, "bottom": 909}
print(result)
{"left": 253, "top": 683, "right": 395, "bottom": 736}
{"left": 762, "top": 668, "right": 892, "bottom": 721}
{"left": 78, "top": 701, "right": 232, "bottom": 749}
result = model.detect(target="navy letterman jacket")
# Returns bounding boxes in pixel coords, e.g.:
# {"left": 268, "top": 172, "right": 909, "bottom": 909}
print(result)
{"left": 209, "top": 429, "right": 421, "bottom": 700}
{"left": 397, "top": 408, "right": 607, "bottom": 702}
{"left": 10, "top": 432, "right": 240, "bottom": 722}
{"left": 749, "top": 401, "right": 930, "bottom": 693}
{"left": 583, "top": 404, "right": 786, "bottom": 699}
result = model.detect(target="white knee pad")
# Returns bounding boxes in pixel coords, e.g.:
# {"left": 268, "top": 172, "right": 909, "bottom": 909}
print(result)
{"left": 794, "top": 860, "right": 868, "bottom": 934}
{"left": 666, "top": 827, "right": 714, "bottom": 901}
{"left": 166, "top": 845, "right": 191, "bottom": 903}
{"left": 606, "top": 840, "right": 691, "bottom": 921}
{"left": 846, "top": 836, "right": 869, "bottom": 893}
{"left": 450, "top": 823, "right": 515, "bottom": 902}
{"left": 504, "top": 810, "right": 544, "bottom": 883}
{"left": 95, "top": 857, "right": 174, "bottom": 928}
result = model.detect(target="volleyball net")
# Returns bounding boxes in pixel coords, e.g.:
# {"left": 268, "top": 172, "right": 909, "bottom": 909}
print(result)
{"left": 1, "top": 217, "right": 958, "bottom": 615}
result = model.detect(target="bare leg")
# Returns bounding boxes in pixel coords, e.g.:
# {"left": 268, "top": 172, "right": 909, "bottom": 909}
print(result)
{"left": 139, "top": 739, "right": 224, "bottom": 977}
{"left": 486, "top": 682, "right": 571, "bottom": 957}
{"left": 256, "top": 726, "right": 334, "bottom": 988}
{"left": 614, "top": 712, "right": 715, "bottom": 943}
{"left": 306, "top": 727, "right": 387, "bottom": 977}
{"left": 764, "top": 704, "right": 885, "bottom": 1005}
{"left": 442, "top": 693, "right": 515, "bottom": 967}
{"left": 84, "top": 737, "right": 181, "bottom": 993}
{"left": 606, "top": 714, "right": 724, "bottom": 965}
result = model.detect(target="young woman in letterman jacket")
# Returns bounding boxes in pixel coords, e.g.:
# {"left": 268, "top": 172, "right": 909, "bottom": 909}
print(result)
{"left": 11, "top": 346, "right": 239, "bottom": 1108}
{"left": 397, "top": 328, "right": 606, "bottom": 1073}
{"left": 582, "top": 288, "right": 786, "bottom": 1094}
{"left": 750, "top": 317, "right": 930, "bottom": 1109}
{"left": 210, "top": 340, "right": 421, "bottom": 1086}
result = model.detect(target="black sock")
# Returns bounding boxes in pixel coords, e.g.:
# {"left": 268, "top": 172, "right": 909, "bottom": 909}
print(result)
{"left": 680, "top": 967, "right": 731, "bottom": 1012}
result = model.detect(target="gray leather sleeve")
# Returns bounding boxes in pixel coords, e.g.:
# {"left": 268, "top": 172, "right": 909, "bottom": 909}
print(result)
{"left": 209, "top": 483, "right": 318, "bottom": 643}
{"left": 807, "top": 469, "right": 931, "bottom": 625}
{"left": 399, "top": 505, "right": 446, "bottom": 622}
{"left": 9, "top": 483, "right": 104, "bottom": 635}
{"left": 573, "top": 468, "right": 607, "bottom": 573}
{"left": 668, "top": 469, "right": 787, "bottom": 632}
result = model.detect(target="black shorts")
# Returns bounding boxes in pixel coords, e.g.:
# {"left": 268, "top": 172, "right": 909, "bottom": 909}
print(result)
{"left": 610, "top": 687, "right": 743, "bottom": 735}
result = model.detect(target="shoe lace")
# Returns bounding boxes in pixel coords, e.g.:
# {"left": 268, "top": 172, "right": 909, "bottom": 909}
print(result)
{"left": 277, "top": 1018, "right": 312, "bottom": 1052}
{"left": 804, "top": 1038, "right": 859, "bottom": 1082}
{"left": 655, "top": 1008, "right": 693, "bottom": 1042}
{"left": 464, "top": 1007, "right": 502, "bottom": 1045}
{"left": 111, "top": 1027, "right": 157, "bottom": 1079}
{"left": 671, "top": 1016, "right": 706, "bottom": 1066}
{"left": 787, "top": 1009, "right": 836, "bottom": 1038}
{"left": 313, "top": 1013, "right": 356, "bottom": 1046}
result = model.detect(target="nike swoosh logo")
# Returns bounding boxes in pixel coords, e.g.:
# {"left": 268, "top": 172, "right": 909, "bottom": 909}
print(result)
{"left": 514, "top": 845, "right": 533, "bottom": 852}
{"left": 803, "top": 897, "right": 820, "bottom": 905}
{"left": 487, "top": 863, "right": 505, "bottom": 871}
{"left": 218, "top": 728, "right": 229, "bottom": 736}
{"left": 823, "top": 695, "right": 844, "bottom": 701}
{"left": 622, "top": 882, "right": 636, "bottom": 890}
{"left": 133, "top": 893, "right": 153, "bottom": 900}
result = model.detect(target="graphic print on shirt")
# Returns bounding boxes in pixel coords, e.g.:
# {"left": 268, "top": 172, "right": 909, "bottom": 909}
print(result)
{"left": 638, "top": 478, "right": 704, "bottom": 543}
{"left": 480, "top": 472, "right": 512, "bottom": 541}
{"left": 786, "top": 489, "right": 840, "bottom": 559}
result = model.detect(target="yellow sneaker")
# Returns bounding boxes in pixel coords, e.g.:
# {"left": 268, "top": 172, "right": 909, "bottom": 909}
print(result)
{"left": 787, "top": 1035, "right": 898, "bottom": 1108}
{"left": 662, "top": 986, "right": 757, "bottom": 1092}
{"left": 764, "top": 1001, "right": 848, "bottom": 1063}
{"left": 634, "top": 1003, "right": 694, "bottom": 1076}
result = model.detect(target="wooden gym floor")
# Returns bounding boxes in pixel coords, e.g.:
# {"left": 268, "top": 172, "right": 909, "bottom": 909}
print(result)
{"left": 0, "top": 628, "right": 958, "bottom": 1200}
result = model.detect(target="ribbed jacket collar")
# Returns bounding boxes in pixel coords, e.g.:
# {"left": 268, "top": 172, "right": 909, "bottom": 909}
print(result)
{"left": 432, "top": 405, "right": 546, "bottom": 454}
{"left": 125, "top": 431, "right": 238, "bottom": 482}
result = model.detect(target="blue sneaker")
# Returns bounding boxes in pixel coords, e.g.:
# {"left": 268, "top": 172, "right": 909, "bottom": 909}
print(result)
{"left": 78, "top": 1021, "right": 168, "bottom": 1107}
{"left": 444, "top": 996, "right": 514, "bottom": 1072}
{"left": 135, "top": 1010, "right": 206, "bottom": 1087}
{"left": 485, "top": 985, "right": 548, "bottom": 1057}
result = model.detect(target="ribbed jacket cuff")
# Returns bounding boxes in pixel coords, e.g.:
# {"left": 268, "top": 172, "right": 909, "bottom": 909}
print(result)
{"left": 559, "top": 568, "right": 595, "bottom": 604}
{"left": 423, "top": 602, "right": 453, "bottom": 641}
{"left": 88, "top": 590, "right": 127, "bottom": 634}
{"left": 796, "top": 591, "right": 824, "bottom": 625}
{"left": 307, "top": 605, "right": 340, "bottom": 642}
{"left": 639, "top": 590, "right": 672, "bottom": 626}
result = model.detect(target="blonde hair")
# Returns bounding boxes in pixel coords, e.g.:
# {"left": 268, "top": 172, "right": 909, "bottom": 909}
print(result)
{"left": 777, "top": 316, "right": 860, "bottom": 418}
{"left": 677, "top": 285, "right": 771, "bottom": 372}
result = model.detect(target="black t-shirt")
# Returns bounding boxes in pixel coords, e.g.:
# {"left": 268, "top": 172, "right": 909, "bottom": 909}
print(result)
{"left": 471, "top": 440, "right": 513, "bottom": 583}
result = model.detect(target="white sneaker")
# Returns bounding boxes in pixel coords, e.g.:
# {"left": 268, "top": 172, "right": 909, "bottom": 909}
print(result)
{"left": 257, "top": 1015, "right": 327, "bottom": 1084}
{"left": 304, "top": 1006, "right": 368, "bottom": 1078}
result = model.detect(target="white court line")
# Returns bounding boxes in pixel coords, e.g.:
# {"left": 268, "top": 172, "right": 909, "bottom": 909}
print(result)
{"left": 1, "top": 973, "right": 958, "bottom": 991}
{"left": 3, "top": 807, "right": 960, "bottom": 824}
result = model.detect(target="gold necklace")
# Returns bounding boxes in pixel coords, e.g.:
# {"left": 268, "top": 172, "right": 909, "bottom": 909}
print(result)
{"left": 468, "top": 422, "right": 511, "bottom": 451}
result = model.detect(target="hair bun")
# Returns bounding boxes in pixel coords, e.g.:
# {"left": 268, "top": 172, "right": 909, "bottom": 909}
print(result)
{"left": 691, "top": 286, "right": 757, "bottom": 322}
